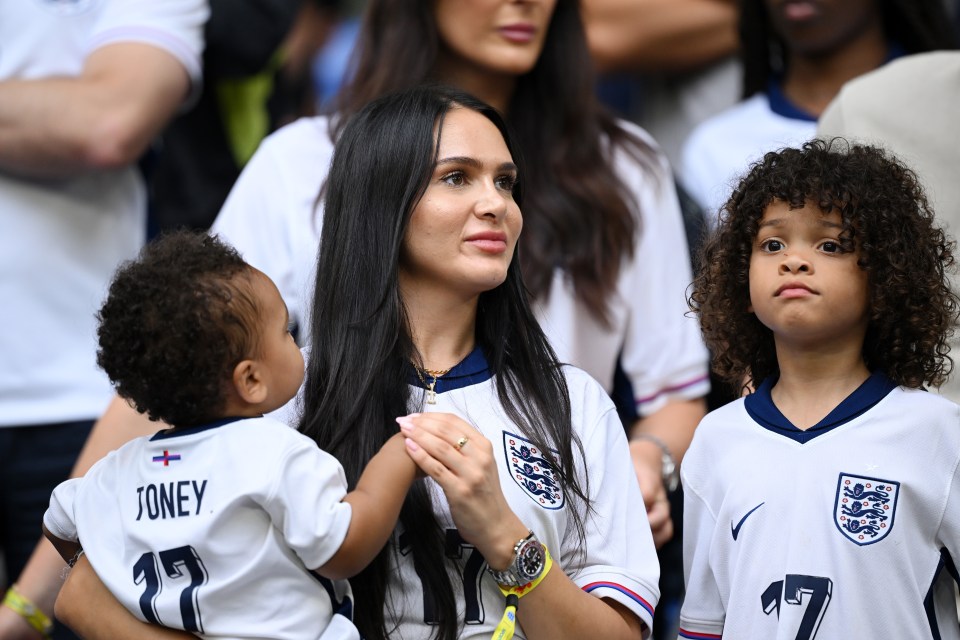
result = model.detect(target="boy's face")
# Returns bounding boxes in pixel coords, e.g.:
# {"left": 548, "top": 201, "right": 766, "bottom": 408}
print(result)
{"left": 748, "top": 200, "right": 869, "bottom": 350}
{"left": 249, "top": 270, "right": 305, "bottom": 413}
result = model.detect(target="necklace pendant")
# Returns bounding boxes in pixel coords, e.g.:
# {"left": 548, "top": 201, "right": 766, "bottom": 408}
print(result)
{"left": 426, "top": 388, "right": 437, "bottom": 404}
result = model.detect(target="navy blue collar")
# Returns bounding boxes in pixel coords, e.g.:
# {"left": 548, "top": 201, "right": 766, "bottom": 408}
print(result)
{"left": 767, "top": 44, "right": 905, "bottom": 122}
{"left": 151, "top": 416, "right": 249, "bottom": 441}
{"left": 745, "top": 371, "right": 898, "bottom": 443}
{"left": 407, "top": 346, "right": 493, "bottom": 394}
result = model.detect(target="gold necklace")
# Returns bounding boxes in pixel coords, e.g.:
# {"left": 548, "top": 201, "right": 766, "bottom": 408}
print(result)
{"left": 413, "top": 365, "right": 451, "bottom": 405}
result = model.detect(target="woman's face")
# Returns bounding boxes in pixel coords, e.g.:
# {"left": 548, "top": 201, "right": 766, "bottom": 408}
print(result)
{"left": 764, "top": 0, "right": 882, "bottom": 56}
{"left": 400, "top": 107, "right": 522, "bottom": 300}
{"left": 434, "top": 0, "right": 558, "bottom": 79}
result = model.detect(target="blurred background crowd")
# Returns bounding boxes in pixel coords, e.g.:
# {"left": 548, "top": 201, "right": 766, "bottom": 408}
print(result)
{"left": 2, "top": 1, "right": 958, "bottom": 639}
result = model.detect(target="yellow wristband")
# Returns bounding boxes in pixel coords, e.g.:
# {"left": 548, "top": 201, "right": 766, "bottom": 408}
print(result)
{"left": 497, "top": 544, "right": 554, "bottom": 598}
{"left": 3, "top": 585, "right": 53, "bottom": 639}
{"left": 489, "top": 543, "right": 553, "bottom": 640}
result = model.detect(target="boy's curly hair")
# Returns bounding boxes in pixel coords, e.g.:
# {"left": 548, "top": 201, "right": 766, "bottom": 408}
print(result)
{"left": 97, "top": 232, "right": 260, "bottom": 427}
{"left": 690, "top": 138, "right": 958, "bottom": 393}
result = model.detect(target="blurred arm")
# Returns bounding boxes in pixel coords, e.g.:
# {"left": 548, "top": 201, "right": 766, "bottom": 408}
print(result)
{"left": 583, "top": 0, "right": 738, "bottom": 74}
{"left": 0, "top": 398, "right": 164, "bottom": 640}
{"left": 0, "top": 42, "right": 191, "bottom": 178}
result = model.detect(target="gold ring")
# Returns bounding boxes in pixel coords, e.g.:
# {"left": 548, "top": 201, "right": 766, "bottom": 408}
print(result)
{"left": 454, "top": 436, "right": 469, "bottom": 451}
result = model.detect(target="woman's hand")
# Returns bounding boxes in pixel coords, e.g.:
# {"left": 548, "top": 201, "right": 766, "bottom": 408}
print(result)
{"left": 629, "top": 441, "right": 674, "bottom": 548}
{"left": 397, "top": 413, "right": 528, "bottom": 569}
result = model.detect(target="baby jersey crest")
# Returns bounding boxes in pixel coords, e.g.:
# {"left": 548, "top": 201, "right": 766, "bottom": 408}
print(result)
{"left": 502, "top": 432, "right": 564, "bottom": 510}
{"left": 833, "top": 473, "right": 899, "bottom": 546}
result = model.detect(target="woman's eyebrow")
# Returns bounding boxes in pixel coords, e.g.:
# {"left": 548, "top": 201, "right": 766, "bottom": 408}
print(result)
{"left": 436, "top": 156, "right": 517, "bottom": 173}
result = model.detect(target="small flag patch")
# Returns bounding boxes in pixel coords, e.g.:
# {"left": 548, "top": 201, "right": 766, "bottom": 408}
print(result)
{"left": 152, "top": 450, "right": 182, "bottom": 466}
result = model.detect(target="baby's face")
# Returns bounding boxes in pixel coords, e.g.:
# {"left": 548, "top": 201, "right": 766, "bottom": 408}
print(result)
{"left": 249, "top": 269, "right": 305, "bottom": 413}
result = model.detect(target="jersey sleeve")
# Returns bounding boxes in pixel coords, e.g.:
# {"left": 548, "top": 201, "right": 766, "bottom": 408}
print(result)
{"left": 678, "top": 440, "right": 725, "bottom": 639}
{"left": 615, "top": 124, "right": 710, "bottom": 417}
{"left": 563, "top": 371, "right": 661, "bottom": 635}
{"left": 261, "top": 435, "right": 352, "bottom": 571}
{"left": 44, "top": 477, "right": 82, "bottom": 543}
{"left": 212, "top": 120, "right": 330, "bottom": 333}
{"left": 935, "top": 431, "right": 960, "bottom": 570}
{"left": 89, "top": 0, "right": 207, "bottom": 87}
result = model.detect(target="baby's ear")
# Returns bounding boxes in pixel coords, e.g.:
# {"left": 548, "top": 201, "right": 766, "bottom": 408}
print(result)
{"left": 232, "top": 359, "right": 267, "bottom": 405}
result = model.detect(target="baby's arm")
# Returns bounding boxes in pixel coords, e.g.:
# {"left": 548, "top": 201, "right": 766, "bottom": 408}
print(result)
{"left": 40, "top": 523, "right": 81, "bottom": 567}
{"left": 42, "top": 478, "right": 83, "bottom": 565}
{"left": 316, "top": 433, "right": 417, "bottom": 579}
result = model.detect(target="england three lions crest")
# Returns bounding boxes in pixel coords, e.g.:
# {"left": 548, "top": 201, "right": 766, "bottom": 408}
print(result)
{"left": 502, "top": 432, "right": 564, "bottom": 510}
{"left": 833, "top": 473, "right": 899, "bottom": 546}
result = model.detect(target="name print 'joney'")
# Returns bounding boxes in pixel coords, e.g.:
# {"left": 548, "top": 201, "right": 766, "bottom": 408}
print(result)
{"left": 135, "top": 480, "right": 208, "bottom": 521}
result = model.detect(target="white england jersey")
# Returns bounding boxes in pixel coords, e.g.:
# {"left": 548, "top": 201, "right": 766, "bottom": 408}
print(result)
{"left": 679, "top": 373, "right": 960, "bottom": 640}
{"left": 378, "top": 348, "right": 662, "bottom": 639}
{"left": 680, "top": 89, "right": 817, "bottom": 224}
{"left": 44, "top": 417, "right": 358, "bottom": 640}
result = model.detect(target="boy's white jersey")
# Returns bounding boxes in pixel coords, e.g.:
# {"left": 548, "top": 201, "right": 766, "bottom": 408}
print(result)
{"left": 679, "top": 373, "right": 960, "bottom": 640}
{"left": 377, "top": 348, "right": 662, "bottom": 638}
{"left": 44, "top": 417, "right": 358, "bottom": 640}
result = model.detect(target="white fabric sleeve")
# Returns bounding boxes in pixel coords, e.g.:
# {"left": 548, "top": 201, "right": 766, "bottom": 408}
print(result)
{"left": 564, "top": 372, "right": 661, "bottom": 636}
{"left": 261, "top": 436, "right": 352, "bottom": 571}
{"left": 679, "top": 457, "right": 726, "bottom": 637}
{"left": 44, "top": 477, "right": 82, "bottom": 543}
{"left": 616, "top": 125, "right": 710, "bottom": 416}
{"left": 89, "top": 0, "right": 207, "bottom": 86}
{"left": 935, "top": 444, "right": 960, "bottom": 571}
{"left": 213, "top": 130, "right": 308, "bottom": 330}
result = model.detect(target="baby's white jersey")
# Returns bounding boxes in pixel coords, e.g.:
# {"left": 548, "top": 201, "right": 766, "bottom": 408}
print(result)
{"left": 679, "top": 373, "right": 960, "bottom": 640}
{"left": 44, "top": 417, "right": 358, "bottom": 640}
{"left": 378, "top": 349, "right": 662, "bottom": 639}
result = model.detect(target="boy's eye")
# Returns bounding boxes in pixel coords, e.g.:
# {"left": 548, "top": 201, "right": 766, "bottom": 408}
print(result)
{"left": 820, "top": 241, "right": 840, "bottom": 253}
{"left": 760, "top": 238, "right": 784, "bottom": 252}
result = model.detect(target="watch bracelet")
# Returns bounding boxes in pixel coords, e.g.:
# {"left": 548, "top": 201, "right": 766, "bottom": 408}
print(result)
{"left": 631, "top": 433, "right": 679, "bottom": 492}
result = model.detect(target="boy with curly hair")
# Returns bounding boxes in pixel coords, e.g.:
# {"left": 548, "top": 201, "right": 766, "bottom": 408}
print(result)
{"left": 680, "top": 139, "right": 960, "bottom": 639}
{"left": 42, "top": 232, "right": 416, "bottom": 640}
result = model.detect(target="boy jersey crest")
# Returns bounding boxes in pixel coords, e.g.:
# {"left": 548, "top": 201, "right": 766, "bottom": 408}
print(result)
{"left": 833, "top": 474, "right": 899, "bottom": 545}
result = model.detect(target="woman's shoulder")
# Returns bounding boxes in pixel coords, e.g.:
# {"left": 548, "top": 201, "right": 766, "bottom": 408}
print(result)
{"left": 258, "top": 114, "right": 337, "bottom": 162}
{"left": 607, "top": 117, "right": 673, "bottom": 178}
{"left": 559, "top": 364, "right": 618, "bottom": 414}
{"left": 682, "top": 94, "right": 774, "bottom": 158}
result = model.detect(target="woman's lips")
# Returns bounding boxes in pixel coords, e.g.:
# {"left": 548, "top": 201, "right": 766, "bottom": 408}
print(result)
{"left": 499, "top": 24, "right": 536, "bottom": 43}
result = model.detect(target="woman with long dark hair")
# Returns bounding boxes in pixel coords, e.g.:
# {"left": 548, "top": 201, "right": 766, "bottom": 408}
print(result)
{"left": 54, "top": 85, "right": 661, "bottom": 640}
{"left": 54, "top": 0, "right": 706, "bottom": 554}
{"left": 212, "top": 0, "right": 708, "bottom": 548}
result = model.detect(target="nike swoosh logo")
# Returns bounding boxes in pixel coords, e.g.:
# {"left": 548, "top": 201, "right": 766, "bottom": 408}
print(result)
{"left": 731, "top": 502, "right": 765, "bottom": 541}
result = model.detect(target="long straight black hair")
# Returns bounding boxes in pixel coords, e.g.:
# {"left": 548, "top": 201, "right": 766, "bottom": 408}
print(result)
{"left": 739, "top": 0, "right": 957, "bottom": 98}
{"left": 331, "top": 0, "right": 654, "bottom": 325}
{"left": 300, "top": 84, "right": 588, "bottom": 640}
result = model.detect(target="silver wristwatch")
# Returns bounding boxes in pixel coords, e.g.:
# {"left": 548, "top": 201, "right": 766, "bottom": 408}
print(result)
{"left": 632, "top": 434, "right": 680, "bottom": 492}
{"left": 486, "top": 530, "right": 546, "bottom": 587}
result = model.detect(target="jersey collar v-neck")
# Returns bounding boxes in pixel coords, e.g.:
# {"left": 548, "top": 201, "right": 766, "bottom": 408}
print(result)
{"left": 407, "top": 346, "right": 493, "bottom": 395}
{"left": 150, "top": 417, "right": 248, "bottom": 440}
{"left": 745, "top": 371, "right": 898, "bottom": 444}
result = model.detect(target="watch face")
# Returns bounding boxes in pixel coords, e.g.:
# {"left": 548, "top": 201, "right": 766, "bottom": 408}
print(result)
{"left": 516, "top": 540, "right": 545, "bottom": 580}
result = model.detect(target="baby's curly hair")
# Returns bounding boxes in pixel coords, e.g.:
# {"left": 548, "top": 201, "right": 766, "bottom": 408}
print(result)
{"left": 690, "top": 138, "right": 958, "bottom": 393}
{"left": 97, "top": 232, "right": 261, "bottom": 427}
